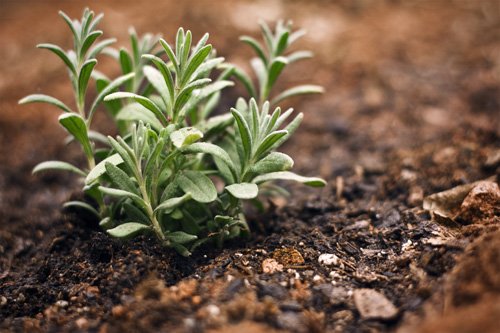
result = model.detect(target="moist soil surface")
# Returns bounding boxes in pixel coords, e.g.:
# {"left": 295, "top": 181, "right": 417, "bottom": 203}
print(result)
{"left": 1, "top": 1, "right": 499, "bottom": 332}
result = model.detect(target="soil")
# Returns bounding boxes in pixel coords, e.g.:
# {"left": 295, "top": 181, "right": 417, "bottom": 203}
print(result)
{"left": 1, "top": 1, "right": 499, "bottom": 332}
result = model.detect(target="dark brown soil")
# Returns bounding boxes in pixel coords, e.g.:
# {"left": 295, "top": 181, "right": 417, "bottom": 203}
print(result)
{"left": 1, "top": 1, "right": 499, "bottom": 332}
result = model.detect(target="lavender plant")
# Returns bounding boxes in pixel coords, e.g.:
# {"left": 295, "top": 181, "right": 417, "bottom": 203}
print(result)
{"left": 21, "top": 9, "right": 325, "bottom": 256}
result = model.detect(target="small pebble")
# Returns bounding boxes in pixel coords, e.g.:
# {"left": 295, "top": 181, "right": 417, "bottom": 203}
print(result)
{"left": 56, "top": 300, "right": 69, "bottom": 308}
{"left": 205, "top": 304, "right": 220, "bottom": 317}
{"left": 318, "top": 253, "right": 340, "bottom": 266}
{"left": 262, "top": 258, "right": 284, "bottom": 274}
{"left": 353, "top": 288, "right": 398, "bottom": 320}
{"left": 0, "top": 296, "right": 7, "bottom": 306}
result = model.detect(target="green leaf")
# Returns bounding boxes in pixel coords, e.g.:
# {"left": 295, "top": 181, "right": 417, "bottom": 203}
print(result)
{"left": 181, "top": 30, "right": 192, "bottom": 65}
{"left": 232, "top": 67, "right": 256, "bottom": 98}
{"left": 251, "top": 152, "right": 293, "bottom": 174}
{"left": 176, "top": 27, "right": 185, "bottom": 58}
{"left": 107, "top": 222, "right": 150, "bottom": 239}
{"left": 88, "top": 38, "right": 116, "bottom": 59}
{"left": 177, "top": 171, "right": 217, "bottom": 203}
{"left": 159, "top": 38, "right": 180, "bottom": 74}
{"left": 174, "top": 78, "right": 211, "bottom": 113}
{"left": 240, "top": 36, "right": 267, "bottom": 65}
{"left": 271, "top": 85, "right": 324, "bottom": 106}
{"left": 192, "top": 33, "right": 209, "bottom": 55}
{"left": 58, "top": 11, "right": 80, "bottom": 45}
{"left": 155, "top": 193, "right": 192, "bottom": 213}
{"left": 86, "top": 153, "right": 123, "bottom": 184}
{"left": 275, "top": 31, "right": 289, "bottom": 56}
{"left": 105, "top": 162, "right": 138, "bottom": 194}
{"left": 98, "top": 186, "right": 148, "bottom": 210}
{"left": 37, "top": 43, "right": 76, "bottom": 75}
{"left": 62, "top": 201, "right": 100, "bottom": 218}
{"left": 184, "top": 142, "right": 237, "bottom": 179}
{"left": 254, "top": 130, "right": 287, "bottom": 158}
{"left": 58, "top": 113, "right": 93, "bottom": 159}
{"left": 119, "top": 48, "right": 133, "bottom": 74}
{"left": 88, "top": 73, "right": 135, "bottom": 121}
{"left": 32, "top": 160, "right": 86, "bottom": 176}
{"left": 259, "top": 21, "right": 274, "bottom": 51}
{"left": 286, "top": 50, "right": 312, "bottom": 64}
{"left": 116, "top": 103, "right": 163, "bottom": 131}
{"left": 170, "top": 127, "right": 204, "bottom": 148}
{"left": 181, "top": 44, "right": 212, "bottom": 85}
{"left": 252, "top": 171, "right": 326, "bottom": 187}
{"left": 78, "top": 59, "right": 98, "bottom": 104}
{"left": 122, "top": 202, "right": 150, "bottom": 225}
{"left": 274, "top": 112, "right": 303, "bottom": 148}
{"left": 226, "top": 183, "right": 258, "bottom": 199}
{"left": 231, "top": 108, "right": 253, "bottom": 162}
{"left": 167, "top": 231, "right": 197, "bottom": 244}
{"left": 171, "top": 243, "right": 191, "bottom": 256}
{"left": 19, "top": 94, "right": 72, "bottom": 113}
{"left": 80, "top": 30, "right": 103, "bottom": 59}
{"left": 266, "top": 56, "right": 288, "bottom": 94}
{"left": 142, "top": 54, "right": 175, "bottom": 103}
{"left": 143, "top": 65, "right": 169, "bottom": 102}
{"left": 104, "top": 92, "right": 168, "bottom": 125}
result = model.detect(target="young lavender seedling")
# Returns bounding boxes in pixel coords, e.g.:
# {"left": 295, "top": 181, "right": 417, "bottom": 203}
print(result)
{"left": 22, "top": 9, "right": 326, "bottom": 256}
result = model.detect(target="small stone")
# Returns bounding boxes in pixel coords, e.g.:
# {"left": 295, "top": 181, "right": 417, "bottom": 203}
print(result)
{"left": 262, "top": 259, "right": 283, "bottom": 274}
{"left": 55, "top": 300, "right": 69, "bottom": 308}
{"left": 75, "top": 317, "right": 89, "bottom": 329}
{"left": 353, "top": 289, "right": 398, "bottom": 320}
{"left": 272, "top": 248, "right": 305, "bottom": 266}
{"left": 17, "top": 293, "right": 25, "bottom": 302}
{"left": 0, "top": 296, "right": 7, "bottom": 306}
{"left": 458, "top": 181, "right": 500, "bottom": 224}
{"left": 205, "top": 304, "right": 220, "bottom": 317}
{"left": 318, "top": 253, "right": 340, "bottom": 266}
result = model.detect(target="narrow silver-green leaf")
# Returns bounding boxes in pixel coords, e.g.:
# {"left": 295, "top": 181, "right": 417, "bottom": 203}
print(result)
{"left": 271, "top": 85, "right": 324, "bottom": 106}
{"left": 143, "top": 65, "right": 169, "bottom": 103}
{"left": 105, "top": 162, "right": 138, "bottom": 194}
{"left": 33, "top": 160, "right": 86, "bottom": 176}
{"left": 88, "top": 73, "right": 135, "bottom": 121}
{"left": 240, "top": 36, "right": 267, "bottom": 65}
{"left": 58, "top": 113, "right": 93, "bottom": 159}
{"left": 78, "top": 59, "right": 98, "bottom": 103}
{"left": 143, "top": 54, "right": 175, "bottom": 103}
{"left": 252, "top": 171, "right": 326, "bottom": 187}
{"left": 107, "top": 222, "right": 150, "bottom": 239}
{"left": 255, "top": 130, "right": 287, "bottom": 159}
{"left": 182, "top": 142, "right": 237, "bottom": 180}
{"left": 86, "top": 153, "right": 123, "bottom": 184}
{"left": 116, "top": 103, "right": 163, "bottom": 131}
{"left": 37, "top": 43, "right": 76, "bottom": 75}
{"left": 225, "top": 183, "right": 258, "bottom": 199}
{"left": 155, "top": 193, "right": 192, "bottom": 213}
{"left": 104, "top": 92, "right": 168, "bottom": 125}
{"left": 19, "top": 94, "right": 72, "bottom": 113}
{"left": 181, "top": 44, "right": 212, "bottom": 85}
{"left": 231, "top": 108, "right": 253, "bottom": 162}
{"left": 63, "top": 201, "right": 100, "bottom": 218}
{"left": 80, "top": 30, "right": 103, "bottom": 59}
{"left": 167, "top": 231, "right": 197, "bottom": 244}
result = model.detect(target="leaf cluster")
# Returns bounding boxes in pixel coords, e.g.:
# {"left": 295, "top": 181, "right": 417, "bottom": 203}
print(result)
{"left": 21, "top": 9, "right": 325, "bottom": 255}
